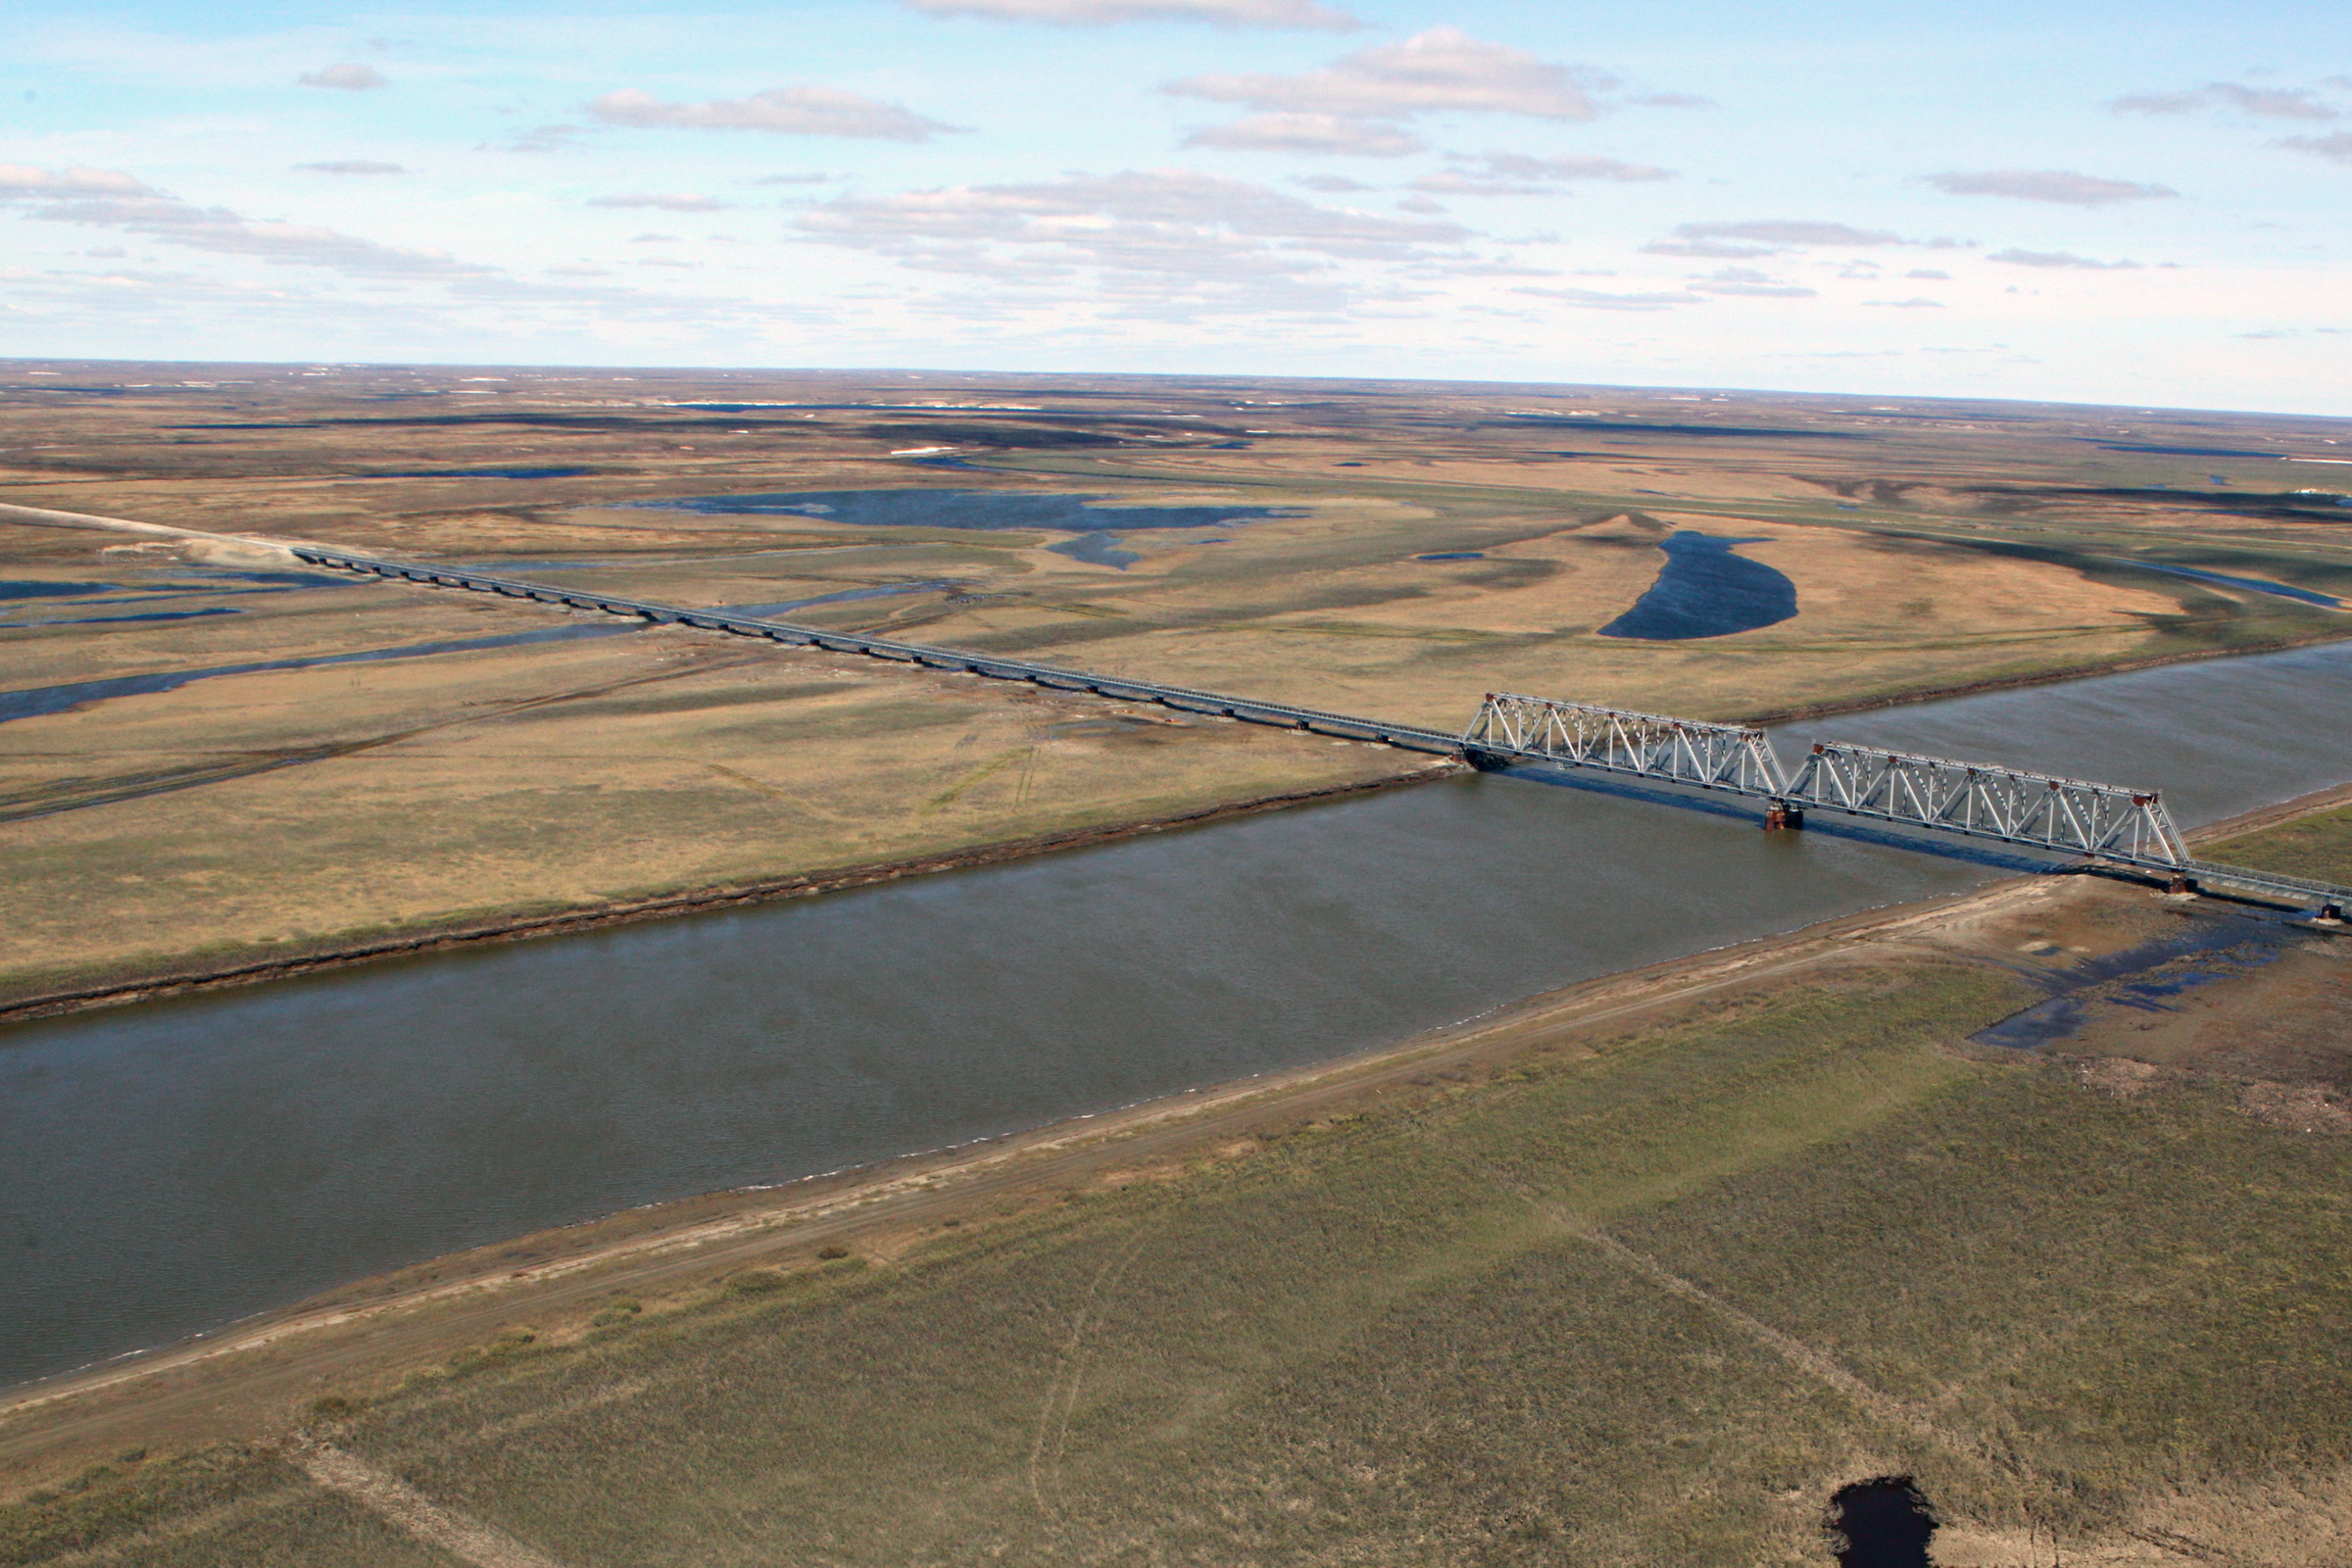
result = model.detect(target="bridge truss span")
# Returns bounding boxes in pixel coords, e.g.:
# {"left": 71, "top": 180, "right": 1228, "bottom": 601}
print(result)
{"left": 1781, "top": 742, "right": 2192, "bottom": 870}
{"left": 1462, "top": 693, "right": 1785, "bottom": 796}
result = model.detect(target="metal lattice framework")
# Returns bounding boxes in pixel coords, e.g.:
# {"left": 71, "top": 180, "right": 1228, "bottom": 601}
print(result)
{"left": 1780, "top": 741, "right": 2191, "bottom": 869}
{"left": 1461, "top": 693, "right": 1785, "bottom": 796}
{"left": 1463, "top": 694, "right": 2199, "bottom": 871}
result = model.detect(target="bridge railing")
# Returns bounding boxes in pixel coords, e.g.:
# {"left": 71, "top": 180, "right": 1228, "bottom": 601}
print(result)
{"left": 1779, "top": 741, "right": 2192, "bottom": 870}
{"left": 1461, "top": 693, "right": 1785, "bottom": 796}
{"left": 289, "top": 546, "right": 1468, "bottom": 755}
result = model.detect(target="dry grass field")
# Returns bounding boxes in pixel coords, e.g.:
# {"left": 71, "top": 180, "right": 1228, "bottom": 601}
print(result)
{"left": 5, "top": 361, "right": 2349, "bottom": 1004}
{"left": 8, "top": 868, "right": 2350, "bottom": 1565}
{"left": 8, "top": 366, "right": 2352, "bottom": 1564}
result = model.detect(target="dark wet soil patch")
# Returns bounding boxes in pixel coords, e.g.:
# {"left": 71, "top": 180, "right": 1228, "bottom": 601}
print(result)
{"left": 1973, "top": 915, "right": 2312, "bottom": 1050}
{"left": 1826, "top": 1476, "right": 1937, "bottom": 1568}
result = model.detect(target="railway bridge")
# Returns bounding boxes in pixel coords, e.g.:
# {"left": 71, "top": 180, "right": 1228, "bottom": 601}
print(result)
{"left": 292, "top": 546, "right": 2350, "bottom": 921}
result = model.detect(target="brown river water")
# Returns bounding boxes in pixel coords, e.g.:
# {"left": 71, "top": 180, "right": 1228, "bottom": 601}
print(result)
{"left": 4, "top": 640, "right": 2351, "bottom": 1388}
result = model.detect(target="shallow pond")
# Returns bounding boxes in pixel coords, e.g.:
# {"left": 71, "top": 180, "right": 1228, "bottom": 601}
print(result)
{"left": 1599, "top": 531, "right": 1798, "bottom": 640}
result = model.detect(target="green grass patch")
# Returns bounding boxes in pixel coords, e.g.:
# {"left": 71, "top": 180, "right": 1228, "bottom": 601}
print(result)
{"left": 2205, "top": 803, "right": 2352, "bottom": 887}
{"left": 26, "top": 963, "right": 2352, "bottom": 1565}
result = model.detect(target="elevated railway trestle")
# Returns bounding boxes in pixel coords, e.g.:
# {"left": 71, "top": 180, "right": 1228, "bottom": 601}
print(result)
{"left": 294, "top": 547, "right": 2349, "bottom": 921}
{"left": 1465, "top": 692, "right": 2345, "bottom": 916}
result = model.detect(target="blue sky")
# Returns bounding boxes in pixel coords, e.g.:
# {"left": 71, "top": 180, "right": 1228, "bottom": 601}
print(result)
{"left": 3, "top": 0, "right": 2347, "bottom": 411}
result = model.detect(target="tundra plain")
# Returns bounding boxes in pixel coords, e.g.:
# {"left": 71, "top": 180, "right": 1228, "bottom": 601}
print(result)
{"left": 5, "top": 365, "right": 2352, "bottom": 1566}
{"left": 4, "top": 362, "right": 2349, "bottom": 1008}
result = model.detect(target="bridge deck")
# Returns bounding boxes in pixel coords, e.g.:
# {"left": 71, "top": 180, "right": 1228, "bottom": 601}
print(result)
{"left": 289, "top": 546, "right": 1465, "bottom": 754}
{"left": 297, "top": 548, "right": 2351, "bottom": 915}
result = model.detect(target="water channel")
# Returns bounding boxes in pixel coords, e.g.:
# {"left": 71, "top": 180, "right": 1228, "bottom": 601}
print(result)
{"left": 5, "top": 640, "right": 2351, "bottom": 1388}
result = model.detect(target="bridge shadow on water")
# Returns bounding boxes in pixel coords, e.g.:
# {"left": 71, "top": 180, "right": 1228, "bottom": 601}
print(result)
{"left": 1495, "top": 763, "right": 2071, "bottom": 877}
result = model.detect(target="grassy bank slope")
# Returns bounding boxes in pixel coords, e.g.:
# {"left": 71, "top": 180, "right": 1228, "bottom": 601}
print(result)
{"left": 15, "top": 960, "right": 2352, "bottom": 1566}
{"left": 2207, "top": 801, "right": 2352, "bottom": 889}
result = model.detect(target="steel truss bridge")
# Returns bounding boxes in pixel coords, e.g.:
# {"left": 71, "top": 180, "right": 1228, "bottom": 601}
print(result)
{"left": 1465, "top": 692, "right": 2345, "bottom": 913}
{"left": 296, "top": 547, "right": 2349, "bottom": 919}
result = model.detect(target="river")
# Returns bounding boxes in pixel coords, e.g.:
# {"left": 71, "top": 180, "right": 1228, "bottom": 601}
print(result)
{"left": 4, "top": 640, "right": 2350, "bottom": 1389}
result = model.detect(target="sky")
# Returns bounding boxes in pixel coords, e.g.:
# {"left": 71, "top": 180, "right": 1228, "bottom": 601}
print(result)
{"left": 2, "top": 0, "right": 2348, "bottom": 412}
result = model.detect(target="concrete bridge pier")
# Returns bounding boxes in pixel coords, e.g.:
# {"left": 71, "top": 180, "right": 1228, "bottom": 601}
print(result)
{"left": 1764, "top": 800, "right": 1805, "bottom": 831}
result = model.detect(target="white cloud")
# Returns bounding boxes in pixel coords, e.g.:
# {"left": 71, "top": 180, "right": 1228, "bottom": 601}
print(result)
{"left": 480, "top": 124, "right": 584, "bottom": 154}
{"left": 588, "top": 87, "right": 963, "bottom": 141}
{"left": 1923, "top": 170, "right": 2177, "bottom": 205}
{"left": 0, "top": 164, "right": 157, "bottom": 198}
{"left": 1686, "top": 267, "right": 1814, "bottom": 298}
{"left": 1411, "top": 170, "right": 1551, "bottom": 196}
{"left": 296, "top": 160, "right": 406, "bottom": 175}
{"left": 1672, "top": 220, "right": 1906, "bottom": 246}
{"left": 1513, "top": 284, "right": 1705, "bottom": 311}
{"left": 299, "top": 63, "right": 389, "bottom": 91}
{"left": 1986, "top": 248, "right": 2142, "bottom": 270}
{"left": 900, "top": 0, "right": 1359, "bottom": 26}
{"left": 587, "top": 193, "right": 735, "bottom": 212}
{"left": 790, "top": 168, "right": 1470, "bottom": 316}
{"left": 797, "top": 168, "right": 1463, "bottom": 259}
{"left": 1640, "top": 237, "right": 1772, "bottom": 259}
{"left": 0, "top": 167, "right": 491, "bottom": 279}
{"left": 754, "top": 172, "right": 839, "bottom": 185}
{"left": 1469, "top": 151, "right": 1670, "bottom": 181}
{"left": 1862, "top": 297, "right": 1944, "bottom": 308}
{"left": 1184, "top": 112, "right": 1421, "bottom": 156}
{"left": 1416, "top": 151, "right": 1673, "bottom": 196}
{"left": 29, "top": 197, "right": 492, "bottom": 276}
{"left": 1396, "top": 194, "right": 1446, "bottom": 214}
{"left": 1294, "top": 173, "right": 1371, "bottom": 192}
{"left": 1165, "top": 27, "right": 1617, "bottom": 122}
{"left": 2110, "top": 81, "right": 2339, "bottom": 120}
{"left": 2277, "top": 131, "right": 2352, "bottom": 163}
{"left": 1906, "top": 269, "right": 1951, "bottom": 279}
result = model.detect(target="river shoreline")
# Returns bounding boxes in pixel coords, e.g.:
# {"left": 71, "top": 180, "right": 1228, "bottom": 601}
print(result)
{"left": 1738, "top": 623, "right": 2352, "bottom": 728}
{"left": 0, "top": 863, "right": 2065, "bottom": 1444}
{"left": 0, "top": 760, "right": 1460, "bottom": 1025}
{"left": 4, "top": 730, "right": 2346, "bottom": 1474}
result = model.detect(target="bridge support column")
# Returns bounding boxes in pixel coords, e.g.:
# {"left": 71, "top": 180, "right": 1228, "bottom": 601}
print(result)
{"left": 2166, "top": 872, "right": 2199, "bottom": 896}
{"left": 2318, "top": 902, "right": 2344, "bottom": 925}
{"left": 1764, "top": 801, "right": 1804, "bottom": 831}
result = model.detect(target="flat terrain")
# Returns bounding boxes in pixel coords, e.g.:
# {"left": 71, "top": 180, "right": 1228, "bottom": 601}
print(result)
{"left": 4, "top": 858, "right": 2348, "bottom": 1567}
{"left": 8, "top": 366, "right": 2352, "bottom": 1565}
{"left": 5, "top": 363, "right": 2351, "bottom": 1004}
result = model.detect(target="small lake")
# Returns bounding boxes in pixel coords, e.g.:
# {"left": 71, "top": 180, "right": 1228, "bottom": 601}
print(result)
{"left": 1600, "top": 531, "right": 1799, "bottom": 640}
